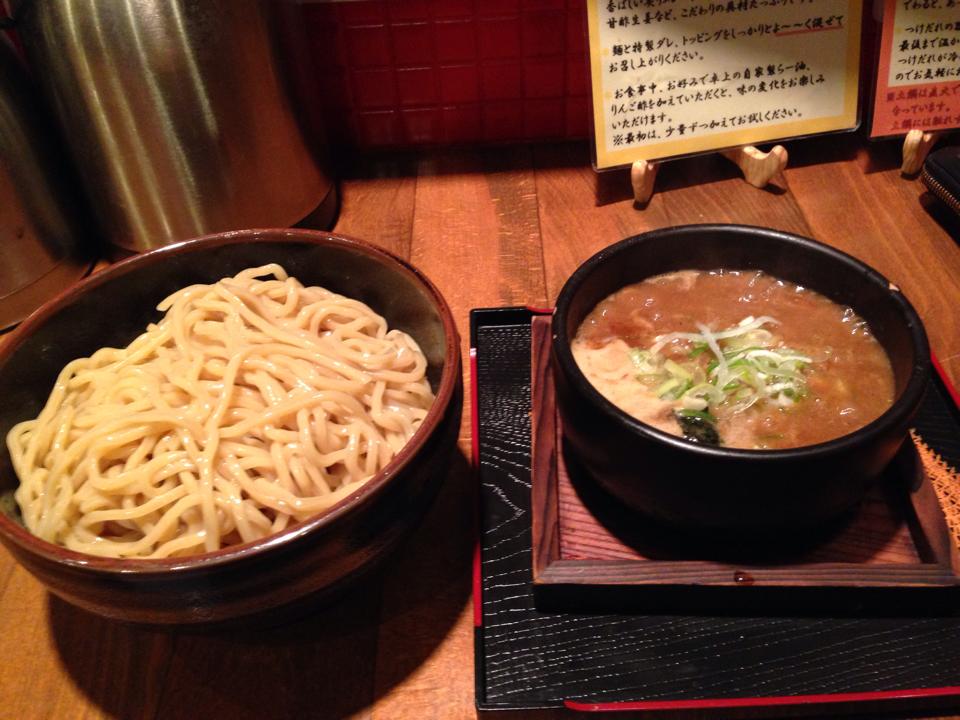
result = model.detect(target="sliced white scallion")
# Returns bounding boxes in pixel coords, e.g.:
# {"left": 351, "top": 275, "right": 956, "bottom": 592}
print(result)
{"left": 649, "top": 315, "right": 779, "bottom": 354}
{"left": 628, "top": 348, "right": 661, "bottom": 375}
{"left": 680, "top": 383, "right": 725, "bottom": 411}
{"left": 696, "top": 322, "right": 730, "bottom": 390}
{"left": 663, "top": 359, "right": 692, "bottom": 380}
{"left": 630, "top": 316, "right": 812, "bottom": 420}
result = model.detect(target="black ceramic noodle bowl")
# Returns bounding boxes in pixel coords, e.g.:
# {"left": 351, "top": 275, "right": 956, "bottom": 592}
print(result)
{"left": 0, "top": 229, "right": 462, "bottom": 624}
{"left": 552, "top": 225, "right": 929, "bottom": 535}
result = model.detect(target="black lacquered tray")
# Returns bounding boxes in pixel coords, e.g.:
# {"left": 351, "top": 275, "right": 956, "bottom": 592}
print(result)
{"left": 471, "top": 307, "right": 960, "bottom": 717}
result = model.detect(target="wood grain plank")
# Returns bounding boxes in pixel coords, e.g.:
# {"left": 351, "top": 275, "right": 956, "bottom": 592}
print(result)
{"left": 0, "top": 569, "right": 98, "bottom": 720}
{"left": 365, "top": 452, "right": 475, "bottom": 720}
{"left": 533, "top": 143, "right": 817, "bottom": 306}
{"left": 531, "top": 316, "right": 560, "bottom": 582}
{"left": 154, "top": 580, "right": 381, "bottom": 720}
{"left": 556, "top": 462, "right": 922, "bottom": 567}
{"left": 0, "top": 566, "right": 174, "bottom": 720}
{"left": 370, "top": 147, "right": 547, "bottom": 720}
{"left": 335, "top": 157, "right": 418, "bottom": 258}
{"left": 408, "top": 147, "right": 547, "bottom": 453}
{"left": 533, "top": 143, "right": 673, "bottom": 303}
{"left": 784, "top": 139, "right": 960, "bottom": 386}
{"left": 659, "top": 152, "right": 812, "bottom": 236}
{"left": 409, "top": 147, "right": 548, "bottom": 313}
{"left": 0, "top": 550, "right": 16, "bottom": 597}
{"left": 540, "top": 559, "right": 960, "bottom": 586}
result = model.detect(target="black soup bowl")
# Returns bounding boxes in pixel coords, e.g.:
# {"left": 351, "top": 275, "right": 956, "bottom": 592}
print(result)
{"left": 552, "top": 225, "right": 930, "bottom": 535}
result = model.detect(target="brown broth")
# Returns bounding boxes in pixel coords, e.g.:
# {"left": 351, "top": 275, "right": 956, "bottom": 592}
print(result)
{"left": 573, "top": 270, "right": 896, "bottom": 449}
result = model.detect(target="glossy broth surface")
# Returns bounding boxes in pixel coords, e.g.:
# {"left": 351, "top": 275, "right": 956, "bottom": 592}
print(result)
{"left": 572, "top": 270, "right": 895, "bottom": 449}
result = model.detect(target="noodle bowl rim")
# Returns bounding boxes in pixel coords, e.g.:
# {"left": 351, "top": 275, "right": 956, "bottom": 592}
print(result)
{"left": 0, "top": 229, "right": 460, "bottom": 574}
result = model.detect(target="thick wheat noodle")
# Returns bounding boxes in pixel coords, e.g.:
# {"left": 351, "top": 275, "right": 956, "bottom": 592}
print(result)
{"left": 8, "top": 264, "right": 435, "bottom": 559}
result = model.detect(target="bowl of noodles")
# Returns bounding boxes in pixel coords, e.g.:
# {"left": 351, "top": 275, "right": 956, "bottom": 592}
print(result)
{"left": 0, "top": 229, "right": 462, "bottom": 624}
{"left": 552, "top": 225, "right": 929, "bottom": 536}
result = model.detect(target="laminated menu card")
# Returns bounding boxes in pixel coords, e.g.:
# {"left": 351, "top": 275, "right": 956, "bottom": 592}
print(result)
{"left": 870, "top": 0, "right": 960, "bottom": 138}
{"left": 587, "top": 0, "right": 864, "bottom": 169}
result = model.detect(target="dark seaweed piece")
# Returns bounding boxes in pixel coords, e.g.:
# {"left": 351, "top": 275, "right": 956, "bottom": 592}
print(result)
{"left": 675, "top": 411, "right": 720, "bottom": 445}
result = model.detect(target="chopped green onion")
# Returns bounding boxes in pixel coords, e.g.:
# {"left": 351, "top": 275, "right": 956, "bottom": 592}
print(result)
{"left": 629, "top": 348, "right": 661, "bottom": 374}
{"left": 655, "top": 377, "right": 680, "bottom": 397}
{"left": 656, "top": 378, "right": 692, "bottom": 400}
{"left": 664, "top": 358, "right": 692, "bottom": 380}
{"left": 632, "top": 315, "right": 813, "bottom": 418}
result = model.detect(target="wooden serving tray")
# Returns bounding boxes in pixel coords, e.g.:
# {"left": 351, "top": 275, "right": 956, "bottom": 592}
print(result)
{"left": 530, "top": 316, "right": 960, "bottom": 611}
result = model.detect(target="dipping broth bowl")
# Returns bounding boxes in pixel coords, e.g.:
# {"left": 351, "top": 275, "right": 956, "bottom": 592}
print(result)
{"left": 0, "top": 229, "right": 462, "bottom": 624}
{"left": 551, "top": 225, "right": 929, "bottom": 535}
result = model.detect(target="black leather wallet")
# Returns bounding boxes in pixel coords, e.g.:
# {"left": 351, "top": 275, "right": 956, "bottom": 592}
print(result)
{"left": 922, "top": 146, "right": 960, "bottom": 216}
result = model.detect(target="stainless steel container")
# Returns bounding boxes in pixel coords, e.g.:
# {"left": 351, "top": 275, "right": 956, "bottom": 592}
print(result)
{"left": 0, "top": 35, "right": 92, "bottom": 330}
{"left": 14, "top": 0, "right": 336, "bottom": 253}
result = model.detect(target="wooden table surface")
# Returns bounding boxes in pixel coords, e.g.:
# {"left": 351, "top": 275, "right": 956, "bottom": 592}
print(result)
{"left": 2, "top": 137, "right": 960, "bottom": 720}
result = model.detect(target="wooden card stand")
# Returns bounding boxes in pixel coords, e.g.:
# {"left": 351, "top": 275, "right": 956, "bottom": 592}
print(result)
{"left": 630, "top": 145, "right": 788, "bottom": 206}
{"left": 721, "top": 144, "right": 789, "bottom": 187}
{"left": 901, "top": 129, "right": 944, "bottom": 176}
{"left": 629, "top": 159, "right": 659, "bottom": 207}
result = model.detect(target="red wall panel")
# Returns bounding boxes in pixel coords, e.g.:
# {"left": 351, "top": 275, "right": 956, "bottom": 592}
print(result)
{"left": 288, "top": 0, "right": 591, "bottom": 150}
